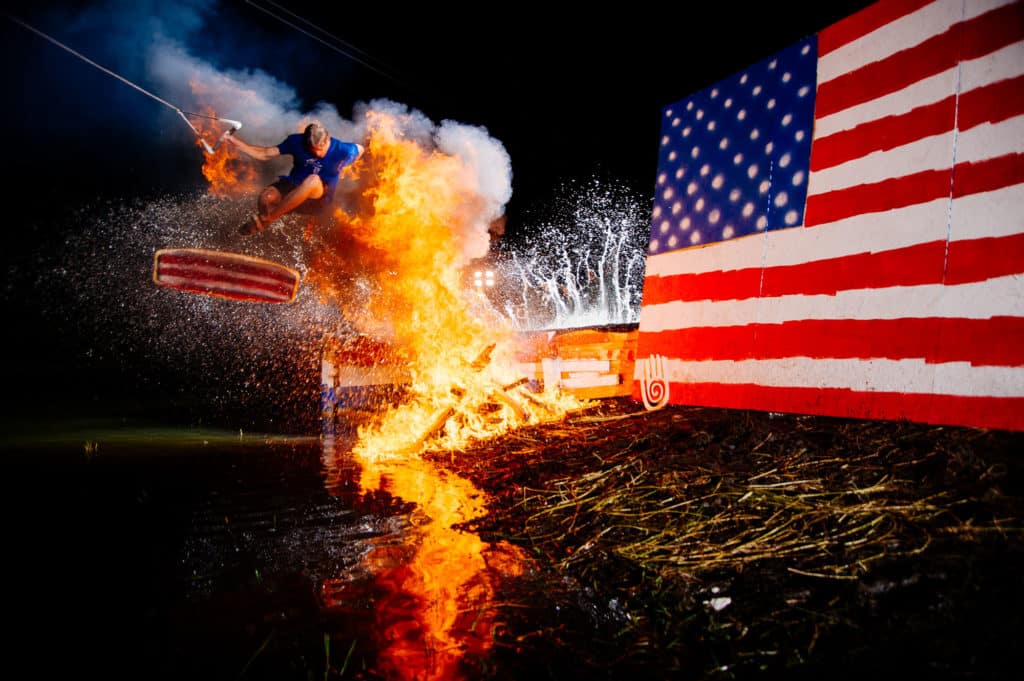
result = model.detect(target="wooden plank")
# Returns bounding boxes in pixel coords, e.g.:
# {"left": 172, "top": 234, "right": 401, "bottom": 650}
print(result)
{"left": 570, "top": 384, "right": 633, "bottom": 400}
{"left": 511, "top": 326, "right": 639, "bottom": 400}
{"left": 561, "top": 373, "right": 621, "bottom": 389}
{"left": 557, "top": 359, "right": 611, "bottom": 373}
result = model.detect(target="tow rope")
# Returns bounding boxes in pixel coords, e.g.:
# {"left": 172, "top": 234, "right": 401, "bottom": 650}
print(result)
{"left": 6, "top": 13, "right": 241, "bottom": 153}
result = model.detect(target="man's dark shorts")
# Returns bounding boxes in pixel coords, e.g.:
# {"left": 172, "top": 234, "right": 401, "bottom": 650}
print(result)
{"left": 271, "top": 179, "right": 331, "bottom": 215}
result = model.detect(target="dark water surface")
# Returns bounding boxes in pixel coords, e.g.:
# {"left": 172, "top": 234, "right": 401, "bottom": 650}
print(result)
{"left": 6, "top": 403, "right": 1023, "bottom": 681}
{"left": 4, "top": 415, "right": 533, "bottom": 681}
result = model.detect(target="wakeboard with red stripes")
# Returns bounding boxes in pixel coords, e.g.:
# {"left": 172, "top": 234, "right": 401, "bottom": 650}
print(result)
{"left": 153, "top": 248, "right": 301, "bottom": 303}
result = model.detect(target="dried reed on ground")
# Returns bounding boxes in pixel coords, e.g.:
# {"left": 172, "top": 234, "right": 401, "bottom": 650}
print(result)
{"left": 424, "top": 397, "right": 1024, "bottom": 678}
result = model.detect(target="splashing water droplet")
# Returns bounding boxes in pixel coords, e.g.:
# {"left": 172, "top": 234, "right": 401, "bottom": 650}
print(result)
{"left": 14, "top": 174, "right": 649, "bottom": 432}
{"left": 490, "top": 177, "right": 649, "bottom": 330}
{"left": 18, "top": 191, "right": 351, "bottom": 431}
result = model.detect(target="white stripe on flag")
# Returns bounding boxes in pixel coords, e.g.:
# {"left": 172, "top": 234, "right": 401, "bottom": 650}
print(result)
{"left": 645, "top": 184, "right": 1024, "bottom": 279}
{"left": 639, "top": 274, "right": 1024, "bottom": 331}
{"left": 634, "top": 356, "right": 1024, "bottom": 398}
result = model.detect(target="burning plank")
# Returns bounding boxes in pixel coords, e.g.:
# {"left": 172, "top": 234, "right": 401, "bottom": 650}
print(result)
{"left": 386, "top": 341, "right": 575, "bottom": 455}
{"left": 514, "top": 325, "right": 639, "bottom": 399}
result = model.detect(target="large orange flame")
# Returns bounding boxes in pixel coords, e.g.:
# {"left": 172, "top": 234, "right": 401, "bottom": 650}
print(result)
{"left": 200, "top": 142, "right": 260, "bottom": 197}
{"left": 359, "top": 458, "right": 513, "bottom": 679}
{"left": 320, "top": 111, "right": 584, "bottom": 459}
{"left": 319, "top": 437, "right": 529, "bottom": 680}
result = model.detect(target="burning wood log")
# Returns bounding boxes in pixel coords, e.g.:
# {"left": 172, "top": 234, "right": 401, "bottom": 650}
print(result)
{"left": 470, "top": 343, "right": 496, "bottom": 370}
{"left": 502, "top": 377, "right": 530, "bottom": 391}
{"left": 502, "top": 377, "right": 550, "bottom": 412}
{"left": 408, "top": 343, "right": 536, "bottom": 452}
{"left": 489, "top": 388, "right": 529, "bottom": 422}
{"left": 408, "top": 406, "right": 456, "bottom": 453}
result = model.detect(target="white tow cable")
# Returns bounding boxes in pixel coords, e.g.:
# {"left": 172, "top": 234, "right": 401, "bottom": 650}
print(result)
{"left": 175, "top": 111, "right": 243, "bottom": 154}
{"left": 7, "top": 12, "right": 242, "bottom": 153}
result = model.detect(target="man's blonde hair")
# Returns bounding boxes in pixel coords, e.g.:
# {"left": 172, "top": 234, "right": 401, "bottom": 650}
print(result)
{"left": 303, "top": 122, "right": 329, "bottom": 149}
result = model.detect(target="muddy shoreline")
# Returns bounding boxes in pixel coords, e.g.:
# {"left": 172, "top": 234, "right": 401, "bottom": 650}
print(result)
{"left": 424, "top": 397, "right": 1024, "bottom": 679}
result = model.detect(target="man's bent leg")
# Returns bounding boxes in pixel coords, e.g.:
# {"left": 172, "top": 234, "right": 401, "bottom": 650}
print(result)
{"left": 257, "top": 186, "right": 282, "bottom": 222}
{"left": 240, "top": 185, "right": 283, "bottom": 235}
{"left": 264, "top": 176, "right": 325, "bottom": 225}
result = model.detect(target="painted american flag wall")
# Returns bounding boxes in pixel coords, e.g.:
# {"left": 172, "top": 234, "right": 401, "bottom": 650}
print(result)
{"left": 633, "top": 0, "right": 1024, "bottom": 431}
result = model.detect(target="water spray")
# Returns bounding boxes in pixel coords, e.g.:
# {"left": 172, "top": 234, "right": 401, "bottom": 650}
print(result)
{"left": 492, "top": 179, "right": 649, "bottom": 331}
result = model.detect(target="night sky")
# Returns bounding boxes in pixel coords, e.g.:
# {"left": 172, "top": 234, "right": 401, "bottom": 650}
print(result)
{"left": 0, "top": 0, "right": 874, "bottom": 424}
{"left": 3, "top": 1, "right": 875, "bottom": 221}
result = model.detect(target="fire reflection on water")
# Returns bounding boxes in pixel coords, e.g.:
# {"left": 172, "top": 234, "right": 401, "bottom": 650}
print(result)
{"left": 193, "top": 104, "right": 571, "bottom": 675}
{"left": 320, "top": 435, "right": 527, "bottom": 680}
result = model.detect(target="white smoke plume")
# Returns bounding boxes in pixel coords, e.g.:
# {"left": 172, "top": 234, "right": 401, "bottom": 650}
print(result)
{"left": 435, "top": 120, "right": 513, "bottom": 260}
{"left": 146, "top": 38, "right": 512, "bottom": 262}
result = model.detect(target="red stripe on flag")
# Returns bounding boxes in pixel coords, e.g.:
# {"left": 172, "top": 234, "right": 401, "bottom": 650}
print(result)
{"left": 643, "top": 240, "right": 951, "bottom": 306}
{"left": 957, "top": 73, "right": 1024, "bottom": 132}
{"left": 816, "top": 21, "right": 958, "bottom": 119}
{"left": 763, "top": 240, "right": 947, "bottom": 295}
{"left": 643, "top": 232, "right": 1024, "bottom": 303}
{"left": 946, "top": 232, "right": 1024, "bottom": 284}
{"left": 817, "top": 0, "right": 934, "bottom": 57}
{"left": 952, "top": 152, "right": 1024, "bottom": 199}
{"left": 640, "top": 317, "right": 1024, "bottom": 366}
{"left": 958, "top": 2, "right": 1024, "bottom": 62}
{"left": 809, "top": 71, "right": 1024, "bottom": 173}
{"left": 631, "top": 381, "right": 1024, "bottom": 431}
{"left": 807, "top": 154, "right": 1024, "bottom": 226}
{"left": 641, "top": 267, "right": 763, "bottom": 305}
{"left": 815, "top": 3, "right": 1024, "bottom": 119}
{"left": 810, "top": 95, "right": 956, "bottom": 172}
{"left": 805, "top": 167, "right": 951, "bottom": 226}
{"left": 642, "top": 233, "right": 1024, "bottom": 307}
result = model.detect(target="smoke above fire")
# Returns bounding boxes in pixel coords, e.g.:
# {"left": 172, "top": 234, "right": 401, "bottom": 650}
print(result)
{"left": 159, "top": 65, "right": 512, "bottom": 264}
{"left": 14, "top": 0, "right": 513, "bottom": 276}
{"left": 15, "top": 2, "right": 512, "bottom": 260}
{"left": 10, "top": 1, "right": 648, "bottom": 451}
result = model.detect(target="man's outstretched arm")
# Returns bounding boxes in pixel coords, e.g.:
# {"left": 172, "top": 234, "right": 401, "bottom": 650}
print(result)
{"left": 224, "top": 135, "right": 281, "bottom": 161}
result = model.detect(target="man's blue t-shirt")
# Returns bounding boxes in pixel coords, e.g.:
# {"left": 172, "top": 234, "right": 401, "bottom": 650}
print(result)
{"left": 276, "top": 134, "right": 361, "bottom": 202}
